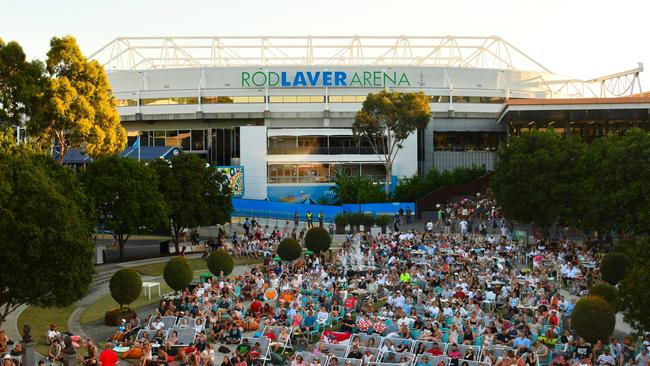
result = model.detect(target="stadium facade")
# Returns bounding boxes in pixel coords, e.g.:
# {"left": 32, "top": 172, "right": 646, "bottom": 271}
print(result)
{"left": 92, "top": 36, "right": 647, "bottom": 202}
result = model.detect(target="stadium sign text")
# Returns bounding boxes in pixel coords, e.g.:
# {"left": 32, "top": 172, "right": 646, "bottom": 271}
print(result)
{"left": 241, "top": 70, "right": 410, "bottom": 88}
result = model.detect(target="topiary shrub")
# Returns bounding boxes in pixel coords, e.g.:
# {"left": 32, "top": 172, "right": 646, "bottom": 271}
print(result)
{"left": 335, "top": 213, "right": 350, "bottom": 234}
{"left": 277, "top": 238, "right": 302, "bottom": 261}
{"left": 104, "top": 306, "right": 136, "bottom": 326}
{"left": 305, "top": 227, "right": 332, "bottom": 254}
{"left": 571, "top": 296, "right": 615, "bottom": 344}
{"left": 207, "top": 249, "right": 234, "bottom": 277}
{"left": 163, "top": 256, "right": 193, "bottom": 292}
{"left": 361, "top": 213, "right": 374, "bottom": 230}
{"left": 109, "top": 268, "right": 142, "bottom": 308}
{"left": 375, "top": 214, "right": 391, "bottom": 227}
{"left": 600, "top": 252, "right": 631, "bottom": 285}
{"left": 589, "top": 283, "right": 619, "bottom": 309}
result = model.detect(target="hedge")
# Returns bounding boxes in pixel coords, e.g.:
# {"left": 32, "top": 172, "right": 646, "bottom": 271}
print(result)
{"left": 207, "top": 250, "right": 234, "bottom": 276}
{"left": 599, "top": 252, "right": 631, "bottom": 285}
{"left": 305, "top": 227, "right": 332, "bottom": 254}
{"left": 572, "top": 296, "right": 615, "bottom": 344}
{"left": 277, "top": 238, "right": 302, "bottom": 261}
{"left": 109, "top": 268, "right": 142, "bottom": 308}
{"left": 589, "top": 283, "right": 619, "bottom": 309}
{"left": 163, "top": 256, "right": 193, "bottom": 292}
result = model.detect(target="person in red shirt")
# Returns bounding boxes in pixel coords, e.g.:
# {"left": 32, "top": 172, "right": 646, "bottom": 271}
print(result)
{"left": 453, "top": 287, "right": 466, "bottom": 300}
{"left": 249, "top": 298, "right": 263, "bottom": 314}
{"left": 99, "top": 343, "right": 119, "bottom": 366}
{"left": 427, "top": 342, "right": 443, "bottom": 356}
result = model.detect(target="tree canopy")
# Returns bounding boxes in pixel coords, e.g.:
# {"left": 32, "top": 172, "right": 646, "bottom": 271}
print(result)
{"left": 0, "top": 136, "right": 95, "bottom": 325}
{"left": 332, "top": 169, "right": 386, "bottom": 204}
{"left": 0, "top": 38, "right": 47, "bottom": 127}
{"left": 26, "top": 36, "right": 126, "bottom": 162}
{"left": 81, "top": 155, "right": 168, "bottom": 259}
{"left": 150, "top": 154, "right": 233, "bottom": 253}
{"left": 353, "top": 91, "right": 431, "bottom": 195}
{"left": 618, "top": 237, "right": 650, "bottom": 331}
{"left": 491, "top": 129, "right": 588, "bottom": 231}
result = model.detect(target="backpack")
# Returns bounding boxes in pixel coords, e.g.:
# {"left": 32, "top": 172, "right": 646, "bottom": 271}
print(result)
{"left": 218, "top": 346, "right": 230, "bottom": 353}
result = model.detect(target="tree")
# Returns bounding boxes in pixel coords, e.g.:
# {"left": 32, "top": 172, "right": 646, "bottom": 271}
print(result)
{"left": 26, "top": 36, "right": 126, "bottom": 162}
{"left": 109, "top": 268, "right": 142, "bottom": 308}
{"left": 277, "top": 239, "right": 302, "bottom": 261}
{"left": 586, "top": 129, "right": 650, "bottom": 235}
{"left": 0, "top": 138, "right": 94, "bottom": 326}
{"left": 0, "top": 38, "right": 47, "bottom": 127}
{"left": 163, "top": 257, "right": 193, "bottom": 292}
{"left": 393, "top": 166, "right": 487, "bottom": 202}
{"left": 491, "top": 129, "right": 588, "bottom": 233}
{"left": 571, "top": 296, "right": 615, "bottom": 344}
{"left": 305, "top": 227, "right": 332, "bottom": 254}
{"left": 332, "top": 169, "right": 386, "bottom": 204}
{"left": 599, "top": 252, "right": 631, "bottom": 285}
{"left": 618, "top": 237, "right": 650, "bottom": 331}
{"left": 150, "top": 154, "right": 233, "bottom": 254}
{"left": 81, "top": 155, "right": 168, "bottom": 259}
{"left": 207, "top": 250, "right": 234, "bottom": 277}
{"left": 353, "top": 91, "right": 431, "bottom": 195}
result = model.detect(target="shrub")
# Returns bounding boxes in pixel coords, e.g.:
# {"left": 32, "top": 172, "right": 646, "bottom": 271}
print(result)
{"left": 104, "top": 306, "right": 136, "bottom": 326}
{"left": 589, "top": 283, "right": 619, "bottom": 309}
{"left": 349, "top": 212, "right": 365, "bottom": 227}
{"left": 277, "top": 238, "right": 302, "bottom": 261}
{"left": 163, "top": 256, "right": 193, "bottom": 292}
{"left": 600, "top": 252, "right": 631, "bottom": 285}
{"left": 361, "top": 213, "right": 375, "bottom": 229}
{"left": 305, "top": 227, "right": 332, "bottom": 254}
{"left": 335, "top": 213, "right": 350, "bottom": 226}
{"left": 375, "top": 214, "right": 391, "bottom": 227}
{"left": 571, "top": 296, "right": 615, "bottom": 344}
{"left": 109, "top": 268, "right": 142, "bottom": 308}
{"left": 207, "top": 250, "right": 234, "bottom": 277}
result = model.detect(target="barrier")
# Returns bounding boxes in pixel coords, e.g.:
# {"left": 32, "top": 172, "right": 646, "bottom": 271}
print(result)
{"left": 231, "top": 198, "right": 415, "bottom": 223}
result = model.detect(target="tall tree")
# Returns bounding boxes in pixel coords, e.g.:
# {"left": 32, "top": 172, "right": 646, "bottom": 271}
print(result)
{"left": 353, "top": 91, "right": 431, "bottom": 195}
{"left": 585, "top": 129, "right": 650, "bottom": 235}
{"left": 0, "top": 38, "right": 47, "bottom": 127}
{"left": 27, "top": 36, "right": 126, "bottom": 162}
{"left": 150, "top": 154, "right": 233, "bottom": 254}
{"left": 617, "top": 237, "right": 650, "bottom": 331}
{"left": 0, "top": 133, "right": 94, "bottom": 326}
{"left": 81, "top": 155, "right": 168, "bottom": 259}
{"left": 491, "top": 129, "right": 588, "bottom": 233}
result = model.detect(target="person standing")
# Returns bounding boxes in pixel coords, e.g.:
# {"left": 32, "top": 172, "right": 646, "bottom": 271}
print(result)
{"left": 318, "top": 210, "right": 324, "bottom": 227}
{"left": 243, "top": 218, "right": 251, "bottom": 237}
{"left": 293, "top": 212, "right": 299, "bottom": 227}
{"left": 99, "top": 343, "right": 119, "bottom": 366}
{"left": 306, "top": 211, "right": 314, "bottom": 228}
{"left": 406, "top": 207, "right": 412, "bottom": 224}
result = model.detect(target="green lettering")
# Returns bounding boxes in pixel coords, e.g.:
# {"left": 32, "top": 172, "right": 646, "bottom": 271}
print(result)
{"left": 383, "top": 72, "right": 396, "bottom": 86}
{"left": 350, "top": 73, "right": 362, "bottom": 86}
{"left": 242, "top": 72, "right": 251, "bottom": 87}
{"left": 363, "top": 71, "right": 372, "bottom": 86}
{"left": 268, "top": 72, "right": 280, "bottom": 87}
{"left": 252, "top": 71, "right": 267, "bottom": 87}
{"left": 373, "top": 71, "right": 382, "bottom": 86}
{"left": 398, "top": 72, "right": 411, "bottom": 86}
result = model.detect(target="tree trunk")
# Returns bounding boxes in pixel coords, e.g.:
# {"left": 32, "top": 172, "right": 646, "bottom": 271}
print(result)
{"left": 384, "top": 162, "right": 392, "bottom": 196}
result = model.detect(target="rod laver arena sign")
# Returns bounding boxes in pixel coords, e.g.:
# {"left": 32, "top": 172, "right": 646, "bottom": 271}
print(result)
{"left": 241, "top": 70, "right": 411, "bottom": 88}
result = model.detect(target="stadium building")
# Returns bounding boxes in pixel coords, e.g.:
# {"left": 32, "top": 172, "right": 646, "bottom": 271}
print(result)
{"left": 91, "top": 36, "right": 648, "bottom": 202}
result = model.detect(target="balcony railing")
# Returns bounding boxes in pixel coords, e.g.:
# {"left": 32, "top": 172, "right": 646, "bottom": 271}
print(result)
{"left": 267, "top": 175, "right": 386, "bottom": 184}
{"left": 267, "top": 146, "right": 383, "bottom": 155}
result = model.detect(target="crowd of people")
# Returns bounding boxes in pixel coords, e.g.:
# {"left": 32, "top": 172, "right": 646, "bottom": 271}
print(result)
{"left": 1, "top": 196, "right": 647, "bottom": 366}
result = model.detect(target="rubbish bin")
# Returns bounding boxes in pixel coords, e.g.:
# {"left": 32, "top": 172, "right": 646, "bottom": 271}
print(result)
{"left": 160, "top": 240, "right": 170, "bottom": 255}
{"left": 200, "top": 273, "right": 212, "bottom": 284}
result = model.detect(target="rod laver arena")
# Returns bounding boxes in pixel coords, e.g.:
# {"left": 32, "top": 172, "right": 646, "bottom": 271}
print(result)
{"left": 90, "top": 36, "right": 648, "bottom": 202}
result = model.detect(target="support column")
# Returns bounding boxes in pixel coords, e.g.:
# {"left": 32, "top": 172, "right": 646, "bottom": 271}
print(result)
{"left": 63, "top": 353, "right": 78, "bottom": 366}
{"left": 21, "top": 341, "right": 36, "bottom": 366}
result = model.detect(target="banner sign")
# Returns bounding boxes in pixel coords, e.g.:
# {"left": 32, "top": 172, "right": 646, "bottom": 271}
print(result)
{"left": 216, "top": 166, "right": 245, "bottom": 197}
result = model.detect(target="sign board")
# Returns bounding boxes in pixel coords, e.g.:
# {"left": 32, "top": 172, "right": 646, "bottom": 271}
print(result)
{"left": 216, "top": 166, "right": 245, "bottom": 197}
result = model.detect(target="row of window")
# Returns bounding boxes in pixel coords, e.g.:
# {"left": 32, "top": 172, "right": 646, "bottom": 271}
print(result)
{"left": 433, "top": 132, "right": 506, "bottom": 151}
{"left": 116, "top": 95, "right": 507, "bottom": 106}
{"left": 268, "top": 163, "right": 386, "bottom": 184}
{"left": 268, "top": 136, "right": 385, "bottom": 155}
{"left": 128, "top": 129, "right": 209, "bottom": 151}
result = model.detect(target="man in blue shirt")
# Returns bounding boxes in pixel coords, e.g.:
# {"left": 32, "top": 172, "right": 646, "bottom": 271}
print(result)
{"left": 513, "top": 331, "right": 531, "bottom": 351}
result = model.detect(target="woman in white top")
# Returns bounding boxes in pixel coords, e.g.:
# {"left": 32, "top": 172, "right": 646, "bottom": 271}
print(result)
{"left": 201, "top": 344, "right": 215, "bottom": 366}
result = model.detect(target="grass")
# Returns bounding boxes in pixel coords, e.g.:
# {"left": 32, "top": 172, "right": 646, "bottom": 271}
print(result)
{"left": 17, "top": 304, "right": 77, "bottom": 356}
{"left": 79, "top": 282, "right": 174, "bottom": 324}
{"left": 133, "top": 256, "right": 263, "bottom": 276}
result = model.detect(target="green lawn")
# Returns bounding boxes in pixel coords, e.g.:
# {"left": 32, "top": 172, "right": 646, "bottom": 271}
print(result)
{"left": 133, "top": 256, "right": 263, "bottom": 276}
{"left": 18, "top": 304, "right": 76, "bottom": 355}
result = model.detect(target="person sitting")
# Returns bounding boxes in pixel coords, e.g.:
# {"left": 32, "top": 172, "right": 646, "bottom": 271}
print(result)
{"left": 0, "top": 330, "right": 10, "bottom": 355}
{"left": 247, "top": 342, "right": 264, "bottom": 364}
{"left": 47, "top": 324, "right": 62, "bottom": 344}
{"left": 340, "top": 314, "right": 355, "bottom": 333}
{"left": 270, "top": 327, "right": 290, "bottom": 352}
{"left": 225, "top": 324, "right": 242, "bottom": 344}
{"left": 46, "top": 338, "right": 63, "bottom": 363}
{"left": 80, "top": 339, "right": 98, "bottom": 366}
{"left": 150, "top": 316, "right": 165, "bottom": 331}
{"left": 235, "top": 338, "right": 251, "bottom": 359}
{"left": 112, "top": 319, "right": 130, "bottom": 342}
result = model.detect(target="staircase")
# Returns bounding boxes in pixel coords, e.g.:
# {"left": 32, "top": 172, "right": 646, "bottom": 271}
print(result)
{"left": 415, "top": 172, "right": 493, "bottom": 219}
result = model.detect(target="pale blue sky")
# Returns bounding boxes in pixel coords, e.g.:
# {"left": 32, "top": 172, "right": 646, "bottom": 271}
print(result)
{"left": 1, "top": 0, "right": 648, "bottom": 85}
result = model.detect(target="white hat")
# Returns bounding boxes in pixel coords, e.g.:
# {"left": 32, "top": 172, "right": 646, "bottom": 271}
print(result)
{"left": 3, "top": 355, "right": 11, "bottom": 360}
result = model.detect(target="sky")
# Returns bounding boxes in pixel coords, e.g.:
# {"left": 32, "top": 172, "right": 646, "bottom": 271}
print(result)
{"left": 1, "top": 0, "right": 649, "bottom": 86}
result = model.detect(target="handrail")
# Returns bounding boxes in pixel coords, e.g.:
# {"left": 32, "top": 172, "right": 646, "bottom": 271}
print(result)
{"left": 415, "top": 172, "right": 494, "bottom": 219}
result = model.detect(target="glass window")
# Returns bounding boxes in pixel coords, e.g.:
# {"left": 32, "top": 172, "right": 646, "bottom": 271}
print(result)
{"left": 115, "top": 99, "right": 137, "bottom": 107}
{"left": 434, "top": 132, "right": 505, "bottom": 151}
{"left": 328, "top": 95, "right": 366, "bottom": 103}
{"left": 153, "top": 131, "right": 166, "bottom": 147}
{"left": 296, "top": 163, "right": 330, "bottom": 183}
{"left": 268, "top": 164, "right": 297, "bottom": 183}
{"left": 191, "top": 130, "right": 205, "bottom": 150}
{"left": 201, "top": 96, "right": 264, "bottom": 104}
{"left": 268, "top": 136, "right": 297, "bottom": 154}
{"left": 297, "top": 136, "right": 327, "bottom": 154}
{"left": 179, "top": 130, "right": 191, "bottom": 150}
{"left": 139, "top": 131, "right": 150, "bottom": 147}
{"left": 360, "top": 164, "right": 385, "bottom": 183}
{"left": 248, "top": 96, "right": 265, "bottom": 103}
{"left": 165, "top": 130, "right": 179, "bottom": 147}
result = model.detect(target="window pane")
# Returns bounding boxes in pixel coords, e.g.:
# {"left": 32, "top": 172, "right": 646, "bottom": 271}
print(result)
{"left": 328, "top": 95, "right": 343, "bottom": 103}
{"left": 154, "top": 130, "right": 165, "bottom": 147}
{"left": 191, "top": 130, "right": 205, "bottom": 150}
{"left": 165, "top": 130, "right": 178, "bottom": 147}
{"left": 179, "top": 130, "right": 191, "bottom": 150}
{"left": 248, "top": 96, "right": 265, "bottom": 103}
{"left": 310, "top": 96, "right": 325, "bottom": 103}
{"left": 232, "top": 96, "right": 249, "bottom": 103}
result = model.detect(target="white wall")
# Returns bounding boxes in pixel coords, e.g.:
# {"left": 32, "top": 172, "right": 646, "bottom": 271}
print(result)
{"left": 239, "top": 126, "right": 267, "bottom": 199}
{"left": 392, "top": 132, "right": 418, "bottom": 179}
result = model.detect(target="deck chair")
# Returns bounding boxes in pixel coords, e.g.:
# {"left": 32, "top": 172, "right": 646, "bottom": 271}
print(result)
{"left": 415, "top": 355, "right": 450, "bottom": 366}
{"left": 263, "top": 325, "right": 293, "bottom": 351}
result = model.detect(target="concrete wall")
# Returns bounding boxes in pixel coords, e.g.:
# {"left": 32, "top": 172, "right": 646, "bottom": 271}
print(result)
{"left": 239, "top": 126, "right": 267, "bottom": 199}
